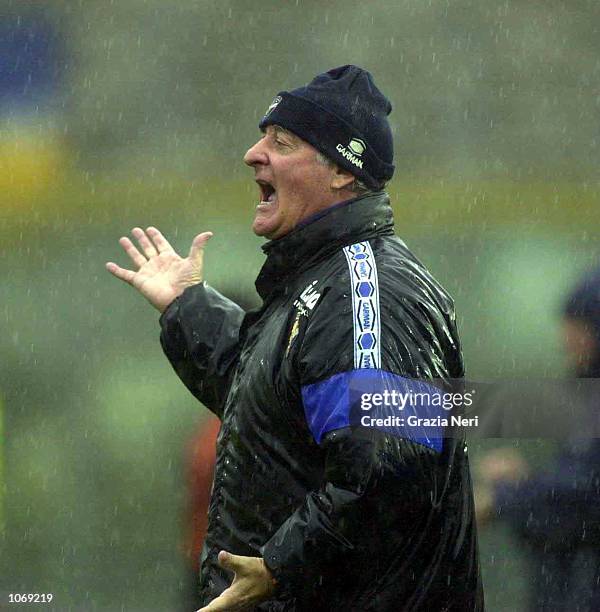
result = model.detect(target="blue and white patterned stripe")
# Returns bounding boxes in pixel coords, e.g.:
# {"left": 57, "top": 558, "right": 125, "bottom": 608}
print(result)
{"left": 343, "top": 241, "right": 381, "bottom": 369}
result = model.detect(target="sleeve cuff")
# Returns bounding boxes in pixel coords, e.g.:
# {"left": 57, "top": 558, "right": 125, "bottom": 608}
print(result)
{"left": 158, "top": 282, "right": 207, "bottom": 326}
{"left": 260, "top": 543, "right": 299, "bottom": 600}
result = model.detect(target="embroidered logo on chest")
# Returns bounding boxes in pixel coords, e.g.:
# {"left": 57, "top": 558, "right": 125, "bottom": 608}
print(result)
{"left": 286, "top": 281, "right": 321, "bottom": 356}
{"left": 285, "top": 311, "right": 302, "bottom": 357}
{"left": 293, "top": 280, "right": 321, "bottom": 315}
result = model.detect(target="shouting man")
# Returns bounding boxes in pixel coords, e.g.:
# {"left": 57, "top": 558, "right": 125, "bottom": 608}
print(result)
{"left": 107, "top": 65, "right": 483, "bottom": 611}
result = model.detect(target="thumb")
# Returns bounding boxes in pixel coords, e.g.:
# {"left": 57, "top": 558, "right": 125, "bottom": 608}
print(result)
{"left": 217, "top": 550, "right": 241, "bottom": 572}
{"left": 189, "top": 231, "right": 213, "bottom": 262}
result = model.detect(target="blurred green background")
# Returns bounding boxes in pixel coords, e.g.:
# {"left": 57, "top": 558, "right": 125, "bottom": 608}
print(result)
{"left": 1, "top": 1, "right": 599, "bottom": 610}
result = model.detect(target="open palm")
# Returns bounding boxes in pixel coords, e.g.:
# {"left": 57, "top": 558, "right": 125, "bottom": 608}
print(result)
{"left": 106, "top": 226, "right": 213, "bottom": 312}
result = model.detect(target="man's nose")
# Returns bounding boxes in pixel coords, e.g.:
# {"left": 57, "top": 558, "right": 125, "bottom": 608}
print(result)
{"left": 243, "top": 139, "right": 268, "bottom": 167}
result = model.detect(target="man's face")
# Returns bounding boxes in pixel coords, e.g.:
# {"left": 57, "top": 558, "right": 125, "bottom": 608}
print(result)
{"left": 243, "top": 125, "right": 339, "bottom": 240}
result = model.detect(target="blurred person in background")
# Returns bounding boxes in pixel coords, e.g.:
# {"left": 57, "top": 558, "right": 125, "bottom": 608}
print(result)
{"left": 183, "top": 416, "right": 220, "bottom": 612}
{"left": 478, "top": 265, "right": 600, "bottom": 611}
{"left": 107, "top": 65, "right": 483, "bottom": 611}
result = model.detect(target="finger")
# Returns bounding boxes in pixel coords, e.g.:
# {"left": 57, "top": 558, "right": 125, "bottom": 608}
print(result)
{"left": 132, "top": 227, "right": 159, "bottom": 258}
{"left": 119, "top": 236, "right": 147, "bottom": 269}
{"left": 105, "top": 261, "right": 136, "bottom": 285}
{"left": 197, "top": 588, "right": 241, "bottom": 612}
{"left": 189, "top": 231, "right": 213, "bottom": 263}
{"left": 146, "top": 226, "right": 174, "bottom": 254}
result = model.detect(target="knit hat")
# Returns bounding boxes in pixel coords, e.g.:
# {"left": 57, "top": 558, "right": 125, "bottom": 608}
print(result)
{"left": 259, "top": 65, "right": 395, "bottom": 190}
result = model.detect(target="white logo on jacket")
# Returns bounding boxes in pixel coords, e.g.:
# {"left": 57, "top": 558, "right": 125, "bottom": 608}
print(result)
{"left": 286, "top": 281, "right": 321, "bottom": 356}
{"left": 294, "top": 280, "right": 321, "bottom": 314}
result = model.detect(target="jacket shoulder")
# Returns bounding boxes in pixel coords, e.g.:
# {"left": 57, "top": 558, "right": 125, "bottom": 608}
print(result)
{"left": 373, "top": 236, "right": 458, "bottom": 320}
{"left": 297, "top": 236, "right": 463, "bottom": 380}
{"left": 305, "top": 235, "right": 456, "bottom": 315}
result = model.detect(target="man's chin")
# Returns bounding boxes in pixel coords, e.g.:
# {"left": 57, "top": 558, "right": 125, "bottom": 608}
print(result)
{"left": 252, "top": 213, "right": 286, "bottom": 240}
{"left": 252, "top": 218, "right": 277, "bottom": 240}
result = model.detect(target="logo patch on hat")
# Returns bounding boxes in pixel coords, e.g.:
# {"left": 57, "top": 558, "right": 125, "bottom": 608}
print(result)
{"left": 348, "top": 138, "right": 366, "bottom": 156}
{"left": 265, "top": 95, "right": 282, "bottom": 116}
{"left": 336, "top": 138, "right": 366, "bottom": 169}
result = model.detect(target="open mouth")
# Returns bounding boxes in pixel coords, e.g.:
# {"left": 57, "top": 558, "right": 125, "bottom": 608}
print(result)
{"left": 257, "top": 180, "right": 277, "bottom": 205}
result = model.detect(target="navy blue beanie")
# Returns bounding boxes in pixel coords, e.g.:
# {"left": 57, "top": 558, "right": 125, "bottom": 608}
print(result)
{"left": 259, "top": 65, "right": 394, "bottom": 190}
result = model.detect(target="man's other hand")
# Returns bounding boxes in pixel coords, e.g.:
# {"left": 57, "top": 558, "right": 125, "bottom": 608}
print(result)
{"left": 106, "top": 227, "right": 213, "bottom": 312}
{"left": 198, "top": 551, "right": 276, "bottom": 612}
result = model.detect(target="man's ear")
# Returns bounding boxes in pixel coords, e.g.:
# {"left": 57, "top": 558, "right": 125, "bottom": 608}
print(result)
{"left": 330, "top": 165, "right": 355, "bottom": 190}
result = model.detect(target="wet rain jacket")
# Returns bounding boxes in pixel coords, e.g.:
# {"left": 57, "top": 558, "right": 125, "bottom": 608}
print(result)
{"left": 160, "top": 192, "right": 484, "bottom": 611}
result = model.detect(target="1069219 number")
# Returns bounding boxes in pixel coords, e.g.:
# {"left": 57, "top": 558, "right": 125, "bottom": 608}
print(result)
{"left": 9, "top": 593, "right": 54, "bottom": 604}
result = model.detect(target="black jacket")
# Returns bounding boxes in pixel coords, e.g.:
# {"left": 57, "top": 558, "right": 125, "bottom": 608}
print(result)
{"left": 160, "top": 193, "right": 484, "bottom": 611}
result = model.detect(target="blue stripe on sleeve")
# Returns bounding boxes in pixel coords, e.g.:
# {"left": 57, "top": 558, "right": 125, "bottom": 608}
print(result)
{"left": 301, "top": 369, "right": 446, "bottom": 452}
{"left": 301, "top": 372, "right": 352, "bottom": 444}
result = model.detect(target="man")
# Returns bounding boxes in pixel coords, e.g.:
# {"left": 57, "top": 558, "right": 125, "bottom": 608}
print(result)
{"left": 478, "top": 265, "right": 600, "bottom": 611}
{"left": 107, "top": 65, "right": 483, "bottom": 611}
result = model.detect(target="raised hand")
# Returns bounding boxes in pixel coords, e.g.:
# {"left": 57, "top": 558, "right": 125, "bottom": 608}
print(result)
{"left": 106, "top": 226, "right": 213, "bottom": 313}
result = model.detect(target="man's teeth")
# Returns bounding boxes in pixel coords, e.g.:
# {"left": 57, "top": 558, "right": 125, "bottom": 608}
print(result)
{"left": 260, "top": 191, "right": 276, "bottom": 204}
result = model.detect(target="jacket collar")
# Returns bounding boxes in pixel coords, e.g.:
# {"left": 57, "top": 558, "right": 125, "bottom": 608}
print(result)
{"left": 255, "top": 191, "right": 395, "bottom": 299}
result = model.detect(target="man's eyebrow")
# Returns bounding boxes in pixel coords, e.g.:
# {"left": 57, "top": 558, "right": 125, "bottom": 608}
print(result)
{"left": 272, "top": 126, "right": 298, "bottom": 141}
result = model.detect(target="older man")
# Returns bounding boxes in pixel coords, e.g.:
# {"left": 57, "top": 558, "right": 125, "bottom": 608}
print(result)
{"left": 107, "top": 66, "right": 483, "bottom": 611}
